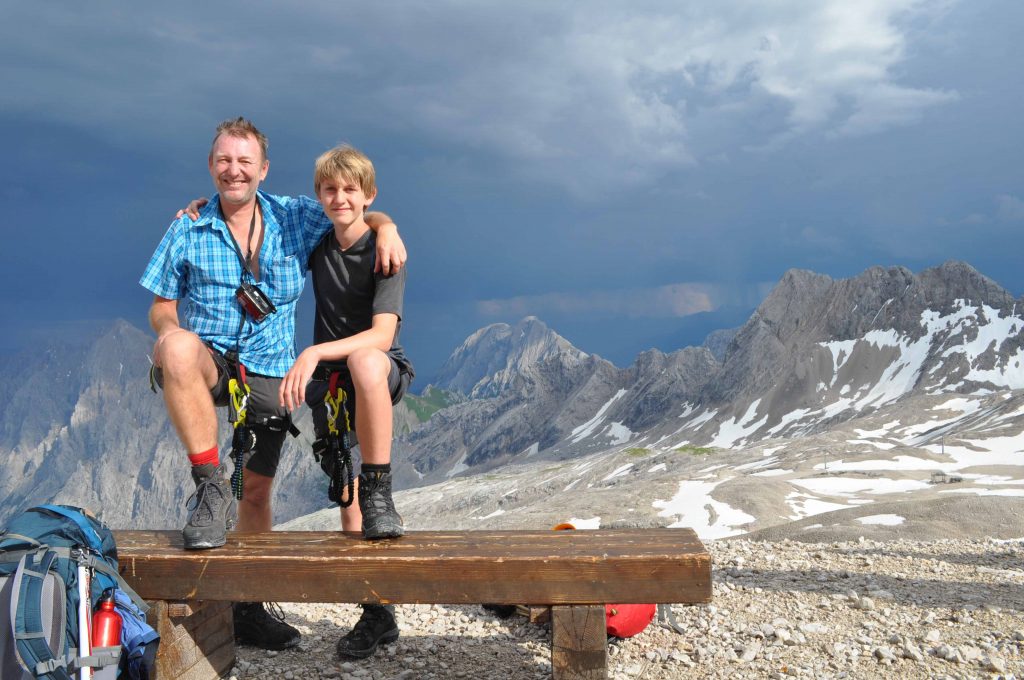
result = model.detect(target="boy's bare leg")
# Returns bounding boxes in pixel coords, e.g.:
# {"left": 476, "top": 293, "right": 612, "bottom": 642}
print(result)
{"left": 346, "top": 347, "right": 402, "bottom": 539}
{"left": 347, "top": 348, "right": 394, "bottom": 465}
{"left": 339, "top": 479, "right": 362, "bottom": 532}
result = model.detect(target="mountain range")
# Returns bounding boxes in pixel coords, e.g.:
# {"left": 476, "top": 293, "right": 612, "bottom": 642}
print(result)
{"left": 1, "top": 261, "right": 1022, "bottom": 537}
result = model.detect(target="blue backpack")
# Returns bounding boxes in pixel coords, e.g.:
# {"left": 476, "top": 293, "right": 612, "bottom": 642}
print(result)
{"left": 0, "top": 505, "right": 159, "bottom": 680}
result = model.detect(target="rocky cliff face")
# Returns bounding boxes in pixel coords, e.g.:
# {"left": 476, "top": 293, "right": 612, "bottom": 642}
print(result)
{"left": 0, "top": 321, "right": 332, "bottom": 528}
{"left": 666, "top": 261, "right": 1024, "bottom": 448}
{"left": 396, "top": 261, "right": 1024, "bottom": 486}
{"left": 4, "top": 261, "right": 1021, "bottom": 528}
{"left": 395, "top": 317, "right": 722, "bottom": 486}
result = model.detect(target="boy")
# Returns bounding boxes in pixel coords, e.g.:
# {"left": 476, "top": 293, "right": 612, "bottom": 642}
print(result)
{"left": 278, "top": 145, "right": 414, "bottom": 659}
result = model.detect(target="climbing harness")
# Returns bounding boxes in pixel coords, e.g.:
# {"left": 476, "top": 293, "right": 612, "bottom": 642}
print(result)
{"left": 312, "top": 369, "right": 356, "bottom": 507}
{"left": 223, "top": 353, "right": 300, "bottom": 501}
{"left": 226, "top": 356, "right": 255, "bottom": 500}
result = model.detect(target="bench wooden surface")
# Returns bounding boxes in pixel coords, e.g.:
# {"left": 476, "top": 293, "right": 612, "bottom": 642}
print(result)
{"left": 115, "top": 529, "right": 712, "bottom": 680}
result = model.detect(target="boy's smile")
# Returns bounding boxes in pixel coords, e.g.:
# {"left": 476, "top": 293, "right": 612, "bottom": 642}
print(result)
{"left": 318, "top": 176, "right": 376, "bottom": 232}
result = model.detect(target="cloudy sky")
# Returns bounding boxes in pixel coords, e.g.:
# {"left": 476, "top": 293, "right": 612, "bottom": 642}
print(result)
{"left": 2, "top": 1, "right": 1022, "bottom": 381}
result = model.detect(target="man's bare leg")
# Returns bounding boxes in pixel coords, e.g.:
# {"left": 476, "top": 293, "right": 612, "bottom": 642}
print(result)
{"left": 238, "top": 471, "right": 274, "bottom": 532}
{"left": 155, "top": 331, "right": 220, "bottom": 452}
{"left": 155, "top": 331, "right": 237, "bottom": 549}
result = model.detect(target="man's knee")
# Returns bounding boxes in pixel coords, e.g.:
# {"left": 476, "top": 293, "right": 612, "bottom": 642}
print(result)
{"left": 347, "top": 348, "right": 390, "bottom": 389}
{"left": 159, "top": 332, "right": 210, "bottom": 378}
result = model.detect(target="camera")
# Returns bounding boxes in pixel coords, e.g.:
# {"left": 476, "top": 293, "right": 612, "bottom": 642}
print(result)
{"left": 235, "top": 282, "right": 276, "bottom": 322}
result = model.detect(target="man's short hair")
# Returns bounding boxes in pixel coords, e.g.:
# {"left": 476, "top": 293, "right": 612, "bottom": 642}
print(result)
{"left": 314, "top": 145, "right": 376, "bottom": 196}
{"left": 210, "top": 117, "right": 269, "bottom": 162}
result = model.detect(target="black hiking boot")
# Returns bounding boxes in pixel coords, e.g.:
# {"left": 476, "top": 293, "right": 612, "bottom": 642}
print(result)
{"left": 336, "top": 604, "right": 399, "bottom": 659}
{"left": 358, "top": 470, "right": 404, "bottom": 539}
{"left": 233, "top": 602, "right": 301, "bottom": 650}
{"left": 482, "top": 604, "right": 518, "bottom": 619}
{"left": 182, "top": 463, "right": 237, "bottom": 550}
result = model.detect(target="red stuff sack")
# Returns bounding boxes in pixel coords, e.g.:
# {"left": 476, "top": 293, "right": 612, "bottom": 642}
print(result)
{"left": 552, "top": 522, "right": 656, "bottom": 638}
{"left": 605, "top": 603, "right": 657, "bottom": 638}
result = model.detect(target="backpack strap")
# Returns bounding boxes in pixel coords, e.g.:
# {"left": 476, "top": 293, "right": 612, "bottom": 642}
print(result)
{"left": 1, "top": 532, "right": 44, "bottom": 549}
{"left": 37, "top": 505, "right": 105, "bottom": 550}
{"left": 32, "top": 505, "right": 150, "bottom": 614}
{"left": 11, "top": 549, "right": 75, "bottom": 680}
{"left": 78, "top": 553, "right": 150, "bottom": 614}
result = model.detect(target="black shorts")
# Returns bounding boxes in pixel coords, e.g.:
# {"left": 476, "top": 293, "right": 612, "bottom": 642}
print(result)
{"left": 306, "top": 357, "right": 410, "bottom": 457}
{"left": 151, "top": 347, "right": 290, "bottom": 477}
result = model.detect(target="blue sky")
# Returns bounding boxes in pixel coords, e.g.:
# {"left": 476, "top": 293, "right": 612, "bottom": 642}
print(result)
{"left": 2, "top": 1, "right": 1022, "bottom": 383}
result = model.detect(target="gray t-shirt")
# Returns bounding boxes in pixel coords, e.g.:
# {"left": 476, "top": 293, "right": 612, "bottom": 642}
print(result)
{"left": 308, "top": 229, "right": 414, "bottom": 377}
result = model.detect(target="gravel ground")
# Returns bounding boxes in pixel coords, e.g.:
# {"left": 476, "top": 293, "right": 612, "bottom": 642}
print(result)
{"left": 231, "top": 537, "right": 1024, "bottom": 679}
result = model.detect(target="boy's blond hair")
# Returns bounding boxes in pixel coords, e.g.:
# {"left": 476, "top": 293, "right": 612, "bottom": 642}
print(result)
{"left": 314, "top": 145, "right": 376, "bottom": 196}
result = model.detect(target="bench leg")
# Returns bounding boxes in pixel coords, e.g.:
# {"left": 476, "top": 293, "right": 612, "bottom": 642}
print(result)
{"left": 550, "top": 605, "right": 607, "bottom": 679}
{"left": 146, "top": 600, "right": 235, "bottom": 680}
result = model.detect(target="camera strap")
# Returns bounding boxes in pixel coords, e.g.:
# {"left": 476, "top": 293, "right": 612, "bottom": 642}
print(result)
{"left": 221, "top": 202, "right": 260, "bottom": 352}
{"left": 223, "top": 202, "right": 259, "bottom": 279}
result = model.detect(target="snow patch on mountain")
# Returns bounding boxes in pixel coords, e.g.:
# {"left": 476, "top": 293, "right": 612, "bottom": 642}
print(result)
{"left": 570, "top": 389, "right": 628, "bottom": 443}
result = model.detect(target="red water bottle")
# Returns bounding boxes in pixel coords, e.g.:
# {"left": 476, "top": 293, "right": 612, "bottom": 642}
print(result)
{"left": 91, "top": 589, "right": 122, "bottom": 648}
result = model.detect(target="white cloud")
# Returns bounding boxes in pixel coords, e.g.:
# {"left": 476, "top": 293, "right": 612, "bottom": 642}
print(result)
{"left": 475, "top": 281, "right": 771, "bottom": 320}
{"left": 361, "top": 1, "right": 959, "bottom": 188}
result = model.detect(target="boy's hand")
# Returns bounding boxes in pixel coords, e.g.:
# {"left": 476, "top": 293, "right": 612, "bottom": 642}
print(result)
{"left": 280, "top": 347, "right": 321, "bottom": 411}
{"left": 374, "top": 223, "right": 406, "bottom": 276}
{"left": 175, "top": 197, "right": 209, "bottom": 221}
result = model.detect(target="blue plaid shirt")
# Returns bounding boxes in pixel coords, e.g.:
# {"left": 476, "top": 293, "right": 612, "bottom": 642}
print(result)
{"left": 140, "top": 191, "right": 331, "bottom": 377}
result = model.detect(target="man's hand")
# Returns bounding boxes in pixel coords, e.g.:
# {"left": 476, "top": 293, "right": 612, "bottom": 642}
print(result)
{"left": 280, "top": 346, "right": 322, "bottom": 411}
{"left": 175, "top": 197, "right": 209, "bottom": 221}
{"left": 374, "top": 222, "right": 407, "bottom": 276}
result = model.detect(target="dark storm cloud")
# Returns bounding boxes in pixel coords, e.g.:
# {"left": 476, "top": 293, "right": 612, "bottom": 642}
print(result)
{"left": 1, "top": 1, "right": 1022, "bottom": 378}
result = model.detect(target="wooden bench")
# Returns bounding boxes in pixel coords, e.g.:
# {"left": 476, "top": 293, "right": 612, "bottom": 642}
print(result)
{"left": 115, "top": 529, "right": 711, "bottom": 680}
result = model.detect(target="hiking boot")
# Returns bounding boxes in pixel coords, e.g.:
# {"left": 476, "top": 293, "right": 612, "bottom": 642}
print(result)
{"left": 482, "top": 604, "right": 518, "bottom": 619}
{"left": 182, "top": 464, "right": 237, "bottom": 550}
{"left": 358, "top": 470, "right": 404, "bottom": 539}
{"left": 336, "top": 604, "right": 399, "bottom": 659}
{"left": 233, "top": 602, "right": 301, "bottom": 650}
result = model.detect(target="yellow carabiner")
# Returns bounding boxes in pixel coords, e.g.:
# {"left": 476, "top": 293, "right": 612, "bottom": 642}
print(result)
{"left": 228, "top": 377, "right": 251, "bottom": 427}
{"left": 324, "top": 387, "right": 346, "bottom": 436}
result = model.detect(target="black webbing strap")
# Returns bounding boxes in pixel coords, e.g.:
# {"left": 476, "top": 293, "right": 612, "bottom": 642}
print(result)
{"left": 318, "top": 370, "right": 355, "bottom": 507}
{"left": 225, "top": 352, "right": 253, "bottom": 500}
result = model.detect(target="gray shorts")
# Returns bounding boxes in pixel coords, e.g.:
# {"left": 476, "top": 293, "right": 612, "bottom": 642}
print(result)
{"left": 306, "top": 357, "right": 410, "bottom": 454}
{"left": 151, "top": 347, "right": 290, "bottom": 477}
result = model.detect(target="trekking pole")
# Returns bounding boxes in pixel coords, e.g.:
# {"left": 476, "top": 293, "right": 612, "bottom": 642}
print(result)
{"left": 77, "top": 563, "right": 92, "bottom": 680}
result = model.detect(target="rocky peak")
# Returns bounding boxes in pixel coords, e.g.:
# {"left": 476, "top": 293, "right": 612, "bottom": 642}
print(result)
{"left": 433, "top": 316, "right": 588, "bottom": 398}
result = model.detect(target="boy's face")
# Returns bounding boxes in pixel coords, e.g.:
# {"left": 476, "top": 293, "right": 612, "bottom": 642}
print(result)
{"left": 317, "top": 175, "right": 376, "bottom": 229}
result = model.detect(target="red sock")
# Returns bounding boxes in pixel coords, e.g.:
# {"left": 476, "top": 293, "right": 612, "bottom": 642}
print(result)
{"left": 187, "top": 446, "right": 218, "bottom": 467}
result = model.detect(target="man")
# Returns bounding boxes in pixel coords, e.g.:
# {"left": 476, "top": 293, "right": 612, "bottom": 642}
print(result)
{"left": 140, "top": 117, "right": 405, "bottom": 650}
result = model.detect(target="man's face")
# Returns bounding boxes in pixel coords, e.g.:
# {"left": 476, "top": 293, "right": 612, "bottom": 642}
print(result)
{"left": 317, "top": 175, "right": 375, "bottom": 229}
{"left": 208, "top": 133, "right": 269, "bottom": 207}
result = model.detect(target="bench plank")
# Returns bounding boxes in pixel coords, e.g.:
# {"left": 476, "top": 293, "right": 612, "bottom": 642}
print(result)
{"left": 115, "top": 529, "right": 711, "bottom": 605}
